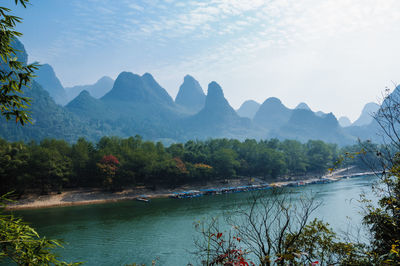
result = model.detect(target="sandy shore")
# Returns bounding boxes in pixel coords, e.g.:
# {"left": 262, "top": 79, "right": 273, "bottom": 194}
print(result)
{"left": 6, "top": 167, "right": 374, "bottom": 210}
{"left": 5, "top": 188, "right": 175, "bottom": 210}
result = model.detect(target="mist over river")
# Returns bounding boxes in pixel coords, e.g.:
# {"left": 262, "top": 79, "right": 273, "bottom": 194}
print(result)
{"left": 13, "top": 175, "right": 377, "bottom": 265}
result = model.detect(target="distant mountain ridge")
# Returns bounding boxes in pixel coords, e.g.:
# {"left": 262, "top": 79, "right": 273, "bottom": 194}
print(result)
{"left": 352, "top": 102, "right": 379, "bottom": 126}
{"left": 252, "top": 97, "right": 353, "bottom": 143}
{"left": 0, "top": 39, "right": 100, "bottom": 142}
{"left": 183, "top": 81, "right": 253, "bottom": 139}
{"left": 237, "top": 100, "right": 260, "bottom": 119}
{"left": 34, "top": 64, "right": 68, "bottom": 105}
{"left": 338, "top": 116, "right": 352, "bottom": 127}
{"left": 66, "top": 76, "right": 114, "bottom": 101}
{"left": 102, "top": 72, "right": 175, "bottom": 107}
{"left": 253, "top": 97, "right": 292, "bottom": 131}
{"left": 66, "top": 90, "right": 111, "bottom": 120}
{"left": 277, "top": 109, "right": 350, "bottom": 144}
{"left": 295, "top": 102, "right": 311, "bottom": 111}
{"left": 344, "top": 88, "right": 400, "bottom": 143}
{"left": 0, "top": 39, "right": 386, "bottom": 146}
{"left": 175, "top": 75, "right": 206, "bottom": 113}
{"left": 34, "top": 63, "right": 114, "bottom": 106}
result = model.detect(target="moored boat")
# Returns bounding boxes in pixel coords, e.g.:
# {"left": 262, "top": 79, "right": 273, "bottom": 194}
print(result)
{"left": 136, "top": 196, "right": 150, "bottom": 203}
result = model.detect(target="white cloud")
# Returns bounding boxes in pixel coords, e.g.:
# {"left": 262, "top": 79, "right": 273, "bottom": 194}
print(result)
{"left": 128, "top": 3, "right": 144, "bottom": 11}
{"left": 27, "top": 0, "right": 400, "bottom": 120}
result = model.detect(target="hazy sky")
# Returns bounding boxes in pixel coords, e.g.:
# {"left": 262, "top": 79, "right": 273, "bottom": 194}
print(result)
{"left": 10, "top": 0, "right": 400, "bottom": 121}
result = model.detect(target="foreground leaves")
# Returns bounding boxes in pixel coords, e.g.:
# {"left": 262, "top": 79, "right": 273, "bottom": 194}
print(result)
{"left": 0, "top": 0, "right": 38, "bottom": 125}
{"left": 0, "top": 193, "right": 81, "bottom": 265}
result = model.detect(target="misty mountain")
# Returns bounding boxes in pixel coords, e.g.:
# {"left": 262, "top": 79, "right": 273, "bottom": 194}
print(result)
{"left": 253, "top": 97, "right": 292, "bottom": 131}
{"left": 182, "top": 82, "right": 253, "bottom": 139}
{"left": 203, "top": 82, "right": 237, "bottom": 116}
{"left": 338, "top": 116, "right": 352, "bottom": 127}
{"left": 175, "top": 75, "right": 206, "bottom": 113}
{"left": 102, "top": 72, "right": 175, "bottom": 107}
{"left": 0, "top": 81, "right": 102, "bottom": 142}
{"left": 251, "top": 97, "right": 354, "bottom": 144}
{"left": 237, "top": 100, "right": 260, "bottom": 119}
{"left": 101, "top": 72, "right": 151, "bottom": 103}
{"left": 315, "top": 111, "right": 328, "bottom": 117}
{"left": 141, "top": 73, "right": 175, "bottom": 107}
{"left": 295, "top": 102, "right": 311, "bottom": 111}
{"left": 66, "top": 90, "right": 112, "bottom": 120}
{"left": 34, "top": 64, "right": 68, "bottom": 105}
{"left": 345, "top": 88, "right": 400, "bottom": 143}
{"left": 352, "top": 102, "right": 379, "bottom": 126}
{"left": 0, "top": 39, "right": 384, "bottom": 146}
{"left": 67, "top": 71, "right": 183, "bottom": 141}
{"left": 276, "top": 109, "right": 354, "bottom": 144}
{"left": 0, "top": 40, "right": 98, "bottom": 142}
{"left": 65, "top": 76, "right": 114, "bottom": 102}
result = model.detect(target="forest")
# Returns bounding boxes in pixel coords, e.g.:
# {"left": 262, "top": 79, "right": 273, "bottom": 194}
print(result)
{"left": 0, "top": 135, "right": 376, "bottom": 195}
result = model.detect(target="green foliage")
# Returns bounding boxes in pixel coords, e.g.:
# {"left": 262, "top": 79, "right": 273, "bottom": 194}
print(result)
{"left": 339, "top": 140, "right": 382, "bottom": 170}
{"left": 337, "top": 86, "right": 400, "bottom": 265}
{"left": 280, "top": 140, "right": 308, "bottom": 174}
{"left": 212, "top": 148, "right": 239, "bottom": 177}
{"left": 361, "top": 153, "right": 400, "bottom": 264}
{"left": 305, "top": 140, "right": 337, "bottom": 173}
{"left": 0, "top": 0, "right": 39, "bottom": 125}
{"left": 29, "top": 143, "right": 72, "bottom": 194}
{"left": 286, "top": 219, "right": 368, "bottom": 265}
{"left": 0, "top": 136, "right": 346, "bottom": 194}
{"left": 0, "top": 193, "right": 81, "bottom": 265}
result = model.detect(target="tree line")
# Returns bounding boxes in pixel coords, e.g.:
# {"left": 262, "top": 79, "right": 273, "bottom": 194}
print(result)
{"left": 0, "top": 135, "right": 376, "bottom": 195}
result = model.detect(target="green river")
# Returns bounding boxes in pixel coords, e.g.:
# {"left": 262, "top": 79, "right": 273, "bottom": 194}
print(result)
{"left": 12, "top": 175, "right": 377, "bottom": 265}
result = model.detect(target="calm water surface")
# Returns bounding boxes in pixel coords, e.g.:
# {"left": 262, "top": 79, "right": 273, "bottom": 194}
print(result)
{"left": 14, "top": 175, "right": 377, "bottom": 265}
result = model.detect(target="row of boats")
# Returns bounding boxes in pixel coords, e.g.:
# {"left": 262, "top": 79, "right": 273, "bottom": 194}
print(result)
{"left": 169, "top": 178, "right": 336, "bottom": 199}
{"left": 136, "top": 173, "right": 373, "bottom": 201}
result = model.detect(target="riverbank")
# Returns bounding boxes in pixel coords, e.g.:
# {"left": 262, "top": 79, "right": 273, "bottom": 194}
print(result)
{"left": 6, "top": 167, "right": 374, "bottom": 210}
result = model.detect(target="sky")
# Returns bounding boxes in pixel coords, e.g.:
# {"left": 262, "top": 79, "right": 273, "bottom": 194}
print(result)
{"left": 8, "top": 0, "right": 400, "bottom": 121}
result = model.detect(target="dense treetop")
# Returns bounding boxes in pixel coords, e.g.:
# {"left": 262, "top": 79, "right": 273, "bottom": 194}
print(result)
{"left": 0, "top": 135, "right": 373, "bottom": 195}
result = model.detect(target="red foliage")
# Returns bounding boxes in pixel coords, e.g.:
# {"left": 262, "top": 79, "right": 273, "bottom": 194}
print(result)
{"left": 97, "top": 155, "right": 120, "bottom": 189}
{"left": 210, "top": 233, "right": 254, "bottom": 266}
{"left": 100, "top": 155, "right": 120, "bottom": 165}
{"left": 233, "top": 236, "right": 241, "bottom": 242}
{"left": 213, "top": 249, "right": 252, "bottom": 266}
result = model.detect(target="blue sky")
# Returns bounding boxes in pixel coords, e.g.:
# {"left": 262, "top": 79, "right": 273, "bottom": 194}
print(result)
{"left": 9, "top": 0, "right": 400, "bottom": 121}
